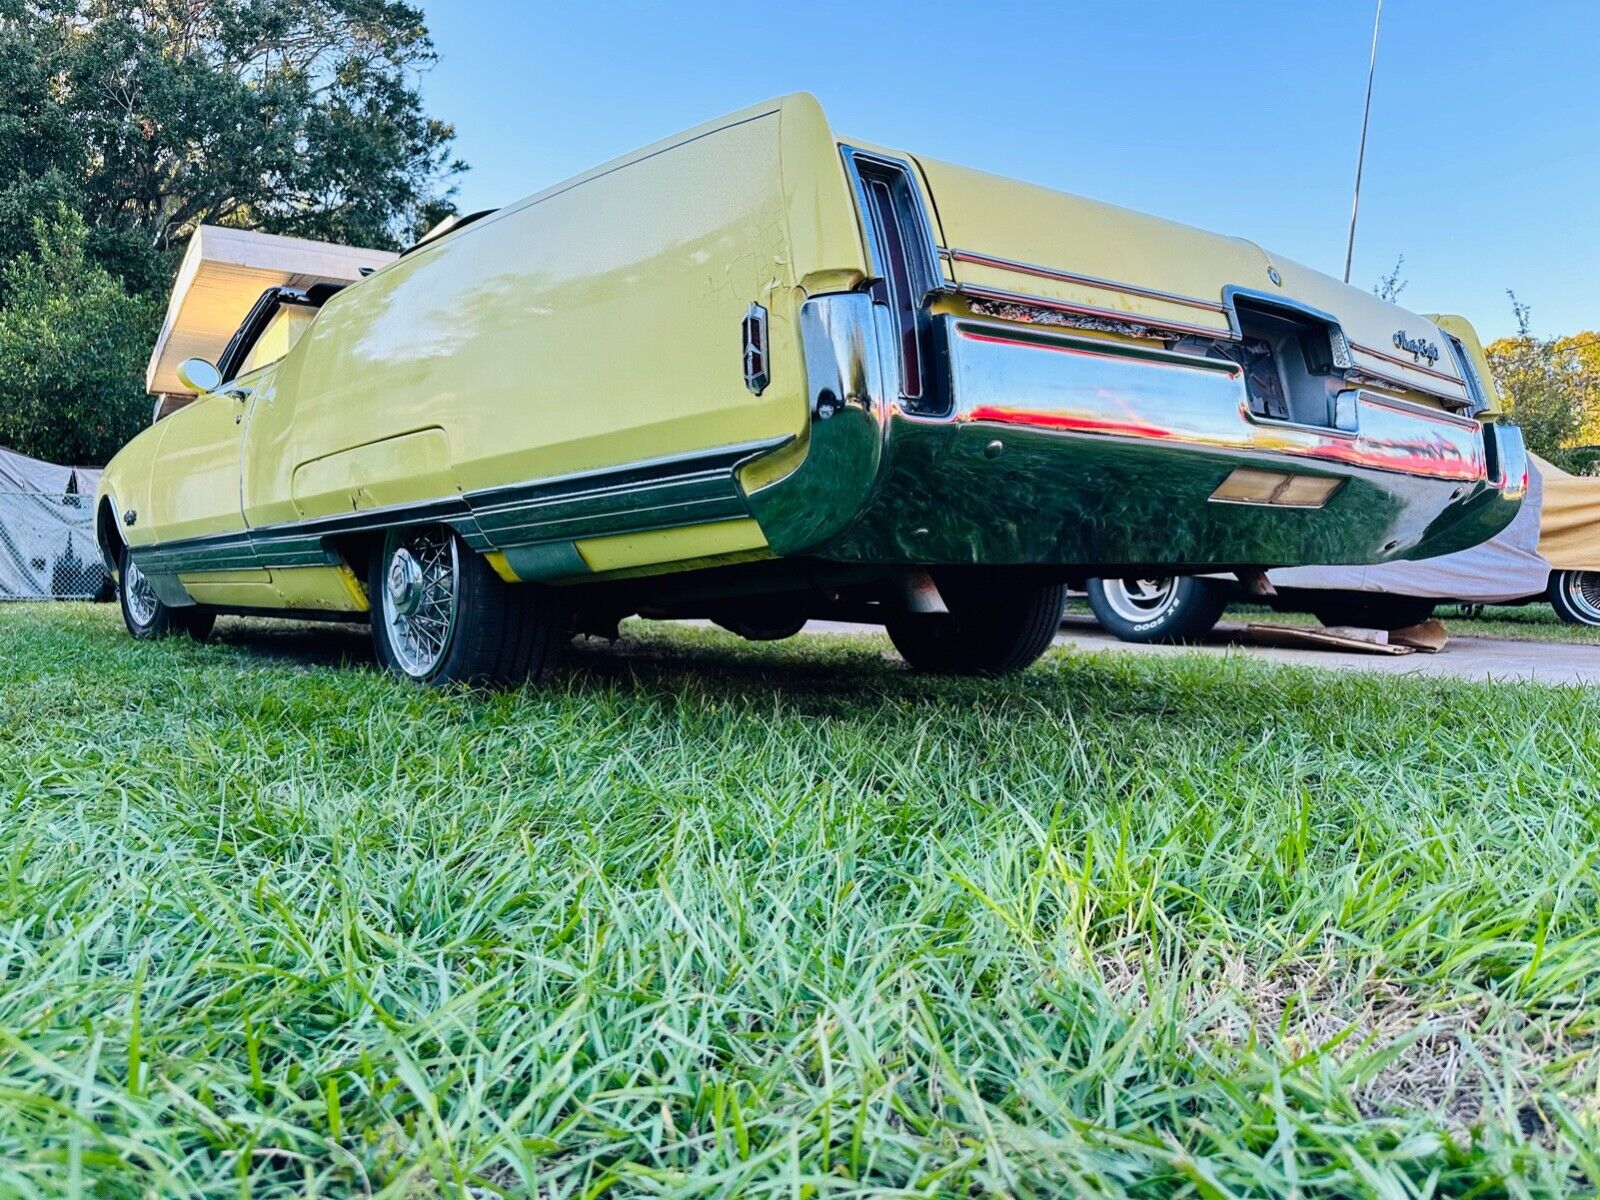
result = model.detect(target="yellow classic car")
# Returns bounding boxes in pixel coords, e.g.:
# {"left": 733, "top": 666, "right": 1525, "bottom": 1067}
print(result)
{"left": 97, "top": 93, "right": 1526, "bottom": 684}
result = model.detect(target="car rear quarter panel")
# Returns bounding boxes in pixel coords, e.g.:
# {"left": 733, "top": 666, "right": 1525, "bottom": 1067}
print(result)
{"left": 269, "top": 96, "right": 838, "bottom": 541}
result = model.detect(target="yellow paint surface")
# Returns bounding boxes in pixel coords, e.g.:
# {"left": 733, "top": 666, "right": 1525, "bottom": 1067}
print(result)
{"left": 576, "top": 519, "right": 768, "bottom": 575}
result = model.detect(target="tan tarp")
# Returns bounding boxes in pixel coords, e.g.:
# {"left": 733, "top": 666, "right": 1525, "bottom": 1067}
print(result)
{"left": 1533, "top": 453, "right": 1600, "bottom": 570}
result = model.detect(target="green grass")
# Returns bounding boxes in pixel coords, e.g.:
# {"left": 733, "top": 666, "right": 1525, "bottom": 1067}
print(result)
{"left": 2, "top": 602, "right": 1599, "bottom": 1198}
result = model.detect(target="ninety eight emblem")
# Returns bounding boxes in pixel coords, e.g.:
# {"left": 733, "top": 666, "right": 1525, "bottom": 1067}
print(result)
{"left": 1392, "top": 329, "right": 1441, "bottom": 367}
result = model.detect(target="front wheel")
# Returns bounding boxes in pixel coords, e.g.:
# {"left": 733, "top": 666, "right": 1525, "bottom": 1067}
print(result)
{"left": 1547, "top": 570, "right": 1600, "bottom": 626}
{"left": 369, "top": 526, "right": 567, "bottom": 686}
{"left": 1084, "top": 576, "right": 1229, "bottom": 644}
{"left": 118, "top": 548, "right": 214, "bottom": 642}
{"left": 886, "top": 579, "right": 1066, "bottom": 676}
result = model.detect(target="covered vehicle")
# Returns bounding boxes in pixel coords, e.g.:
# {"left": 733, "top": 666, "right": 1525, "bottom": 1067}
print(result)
{"left": 97, "top": 94, "right": 1525, "bottom": 684}
{"left": 1521, "top": 454, "right": 1600, "bottom": 625}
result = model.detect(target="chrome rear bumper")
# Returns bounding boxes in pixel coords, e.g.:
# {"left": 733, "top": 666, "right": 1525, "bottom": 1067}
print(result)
{"left": 747, "top": 293, "right": 1525, "bottom": 572}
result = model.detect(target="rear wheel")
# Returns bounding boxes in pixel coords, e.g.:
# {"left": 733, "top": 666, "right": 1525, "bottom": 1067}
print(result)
{"left": 1548, "top": 570, "right": 1600, "bottom": 626}
{"left": 1084, "top": 575, "right": 1229, "bottom": 644}
{"left": 118, "top": 548, "right": 214, "bottom": 642}
{"left": 886, "top": 579, "right": 1066, "bottom": 676}
{"left": 1306, "top": 592, "right": 1436, "bottom": 632}
{"left": 369, "top": 526, "right": 567, "bottom": 686}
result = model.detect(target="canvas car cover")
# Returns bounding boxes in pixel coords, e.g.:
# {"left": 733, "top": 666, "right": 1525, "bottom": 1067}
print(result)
{"left": 1530, "top": 454, "right": 1600, "bottom": 571}
{"left": 1266, "top": 457, "right": 1550, "bottom": 603}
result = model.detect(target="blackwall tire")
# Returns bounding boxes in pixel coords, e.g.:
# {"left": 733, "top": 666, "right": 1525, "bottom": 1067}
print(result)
{"left": 1084, "top": 576, "right": 1229, "bottom": 644}
{"left": 118, "top": 548, "right": 214, "bottom": 642}
{"left": 369, "top": 526, "right": 567, "bottom": 687}
{"left": 886, "top": 579, "right": 1066, "bottom": 676}
{"left": 1547, "top": 570, "right": 1600, "bottom": 626}
{"left": 1307, "top": 592, "right": 1436, "bottom": 632}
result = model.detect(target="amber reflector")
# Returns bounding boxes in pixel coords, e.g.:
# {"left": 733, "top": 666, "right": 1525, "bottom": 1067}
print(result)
{"left": 1210, "top": 468, "right": 1341, "bottom": 508}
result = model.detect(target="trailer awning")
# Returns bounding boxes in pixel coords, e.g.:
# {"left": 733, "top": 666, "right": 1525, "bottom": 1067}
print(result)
{"left": 145, "top": 226, "right": 396, "bottom": 395}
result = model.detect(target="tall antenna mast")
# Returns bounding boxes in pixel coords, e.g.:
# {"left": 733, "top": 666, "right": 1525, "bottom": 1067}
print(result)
{"left": 1343, "top": 0, "right": 1383, "bottom": 284}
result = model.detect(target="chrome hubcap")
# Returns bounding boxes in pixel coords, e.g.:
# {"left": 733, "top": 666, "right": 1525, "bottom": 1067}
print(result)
{"left": 380, "top": 529, "right": 459, "bottom": 677}
{"left": 124, "top": 559, "right": 159, "bottom": 627}
{"left": 1102, "top": 577, "right": 1179, "bottom": 625}
{"left": 1564, "top": 571, "right": 1600, "bottom": 625}
{"left": 386, "top": 550, "right": 425, "bottom": 616}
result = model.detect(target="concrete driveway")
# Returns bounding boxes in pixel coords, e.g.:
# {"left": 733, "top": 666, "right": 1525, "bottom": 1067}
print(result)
{"left": 802, "top": 616, "right": 1600, "bottom": 686}
{"left": 1048, "top": 615, "right": 1600, "bottom": 686}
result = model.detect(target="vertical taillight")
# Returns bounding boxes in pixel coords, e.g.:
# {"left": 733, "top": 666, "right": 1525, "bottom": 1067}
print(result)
{"left": 863, "top": 176, "right": 924, "bottom": 398}
{"left": 843, "top": 148, "right": 941, "bottom": 413}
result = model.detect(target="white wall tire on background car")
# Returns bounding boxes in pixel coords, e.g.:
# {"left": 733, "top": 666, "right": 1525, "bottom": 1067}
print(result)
{"left": 1085, "top": 576, "right": 1229, "bottom": 644}
{"left": 368, "top": 526, "right": 567, "bottom": 686}
{"left": 118, "top": 547, "right": 215, "bottom": 642}
{"left": 1547, "top": 570, "right": 1600, "bottom": 627}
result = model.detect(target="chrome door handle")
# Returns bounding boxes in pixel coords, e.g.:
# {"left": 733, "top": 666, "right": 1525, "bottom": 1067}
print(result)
{"left": 223, "top": 385, "right": 253, "bottom": 402}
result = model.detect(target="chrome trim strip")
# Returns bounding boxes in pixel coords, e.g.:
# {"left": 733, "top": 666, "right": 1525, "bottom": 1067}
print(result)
{"left": 128, "top": 437, "right": 791, "bottom": 578}
{"left": 1354, "top": 390, "right": 1480, "bottom": 431}
{"left": 1350, "top": 340, "right": 1469, "bottom": 387}
{"left": 952, "top": 282, "right": 1234, "bottom": 342}
{"left": 946, "top": 248, "right": 1231, "bottom": 315}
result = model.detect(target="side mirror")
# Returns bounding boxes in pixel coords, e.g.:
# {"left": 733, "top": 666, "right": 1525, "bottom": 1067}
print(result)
{"left": 175, "top": 357, "right": 221, "bottom": 394}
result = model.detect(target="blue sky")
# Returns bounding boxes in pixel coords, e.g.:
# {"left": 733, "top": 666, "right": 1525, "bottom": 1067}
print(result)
{"left": 419, "top": 1, "right": 1598, "bottom": 341}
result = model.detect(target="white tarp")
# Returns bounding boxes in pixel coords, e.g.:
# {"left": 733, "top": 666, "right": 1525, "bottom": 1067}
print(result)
{"left": 0, "top": 446, "right": 106, "bottom": 601}
{"left": 1268, "top": 461, "right": 1550, "bottom": 603}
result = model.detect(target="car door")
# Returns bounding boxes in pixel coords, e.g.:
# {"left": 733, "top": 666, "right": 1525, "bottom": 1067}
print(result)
{"left": 141, "top": 288, "right": 307, "bottom": 606}
{"left": 141, "top": 381, "right": 252, "bottom": 549}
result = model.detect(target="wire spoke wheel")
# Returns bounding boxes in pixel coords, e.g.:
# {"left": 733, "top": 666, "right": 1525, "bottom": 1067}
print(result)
{"left": 380, "top": 528, "right": 461, "bottom": 678}
{"left": 123, "top": 558, "right": 159, "bottom": 628}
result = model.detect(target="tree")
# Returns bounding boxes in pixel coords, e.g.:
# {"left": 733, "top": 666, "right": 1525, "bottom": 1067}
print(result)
{"left": 1484, "top": 293, "right": 1600, "bottom": 470}
{"left": 0, "top": 0, "right": 464, "bottom": 463}
{"left": 0, "top": 0, "right": 463, "bottom": 272}
{"left": 0, "top": 209, "right": 159, "bottom": 465}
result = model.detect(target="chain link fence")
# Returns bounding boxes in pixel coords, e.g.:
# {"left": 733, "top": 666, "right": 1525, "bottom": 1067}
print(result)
{"left": 0, "top": 491, "right": 110, "bottom": 601}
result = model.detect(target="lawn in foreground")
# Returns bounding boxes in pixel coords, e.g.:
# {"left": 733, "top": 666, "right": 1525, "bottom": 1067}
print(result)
{"left": 1, "top": 603, "right": 1597, "bottom": 1197}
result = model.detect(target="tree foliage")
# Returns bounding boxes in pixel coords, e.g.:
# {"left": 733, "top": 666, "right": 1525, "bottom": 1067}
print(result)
{"left": 1485, "top": 294, "right": 1600, "bottom": 471}
{"left": 0, "top": 0, "right": 463, "bottom": 463}
{"left": 0, "top": 209, "right": 158, "bottom": 466}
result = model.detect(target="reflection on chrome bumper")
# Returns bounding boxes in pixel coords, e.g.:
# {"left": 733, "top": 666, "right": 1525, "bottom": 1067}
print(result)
{"left": 748, "top": 295, "right": 1524, "bottom": 571}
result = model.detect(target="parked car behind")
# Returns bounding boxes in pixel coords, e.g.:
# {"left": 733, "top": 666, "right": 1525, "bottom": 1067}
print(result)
{"left": 97, "top": 94, "right": 1525, "bottom": 684}
{"left": 1087, "top": 452, "right": 1600, "bottom": 640}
